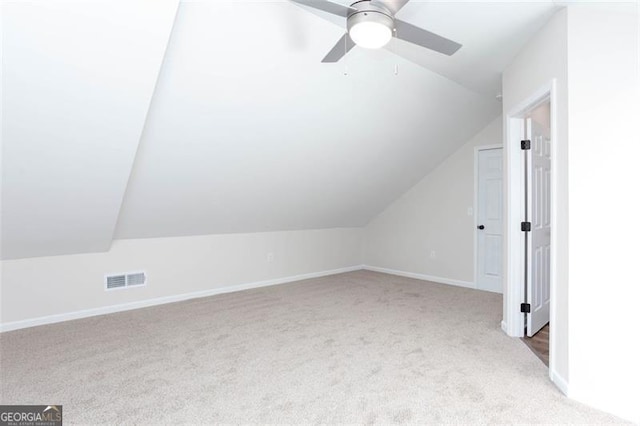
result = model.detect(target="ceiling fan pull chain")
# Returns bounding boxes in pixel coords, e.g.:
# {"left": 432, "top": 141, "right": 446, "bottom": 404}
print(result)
{"left": 343, "top": 31, "right": 349, "bottom": 76}
{"left": 393, "top": 28, "right": 398, "bottom": 76}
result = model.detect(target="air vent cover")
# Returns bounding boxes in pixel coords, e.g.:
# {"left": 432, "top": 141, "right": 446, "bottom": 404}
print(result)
{"left": 105, "top": 271, "right": 147, "bottom": 290}
{"left": 106, "top": 275, "right": 126, "bottom": 290}
{"left": 127, "top": 272, "right": 146, "bottom": 287}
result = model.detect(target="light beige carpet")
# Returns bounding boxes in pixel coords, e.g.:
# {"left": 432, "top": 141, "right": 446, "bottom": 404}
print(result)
{"left": 0, "top": 271, "right": 624, "bottom": 424}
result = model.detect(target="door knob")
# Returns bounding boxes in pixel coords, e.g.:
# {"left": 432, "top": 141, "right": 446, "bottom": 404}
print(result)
{"left": 477, "top": 225, "right": 485, "bottom": 230}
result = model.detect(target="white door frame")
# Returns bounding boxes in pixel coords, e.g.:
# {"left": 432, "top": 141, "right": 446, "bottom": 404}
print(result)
{"left": 473, "top": 144, "right": 503, "bottom": 292}
{"left": 502, "top": 80, "right": 558, "bottom": 376}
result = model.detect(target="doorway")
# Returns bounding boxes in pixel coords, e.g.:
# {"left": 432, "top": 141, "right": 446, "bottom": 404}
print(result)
{"left": 503, "top": 82, "right": 556, "bottom": 377}
{"left": 475, "top": 146, "right": 503, "bottom": 293}
{"left": 520, "top": 101, "right": 551, "bottom": 365}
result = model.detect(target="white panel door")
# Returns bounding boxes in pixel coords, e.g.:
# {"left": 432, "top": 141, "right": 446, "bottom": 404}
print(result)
{"left": 477, "top": 148, "right": 503, "bottom": 293}
{"left": 527, "top": 119, "right": 551, "bottom": 336}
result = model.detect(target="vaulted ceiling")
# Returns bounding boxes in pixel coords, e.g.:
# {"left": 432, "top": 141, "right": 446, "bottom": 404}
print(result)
{"left": 1, "top": 0, "right": 180, "bottom": 259}
{"left": 1, "top": 0, "right": 561, "bottom": 259}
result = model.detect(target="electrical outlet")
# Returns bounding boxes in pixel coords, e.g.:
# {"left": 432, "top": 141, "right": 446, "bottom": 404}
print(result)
{"left": 267, "top": 252, "right": 275, "bottom": 263}
{"left": 430, "top": 250, "right": 436, "bottom": 259}
{"left": 467, "top": 207, "right": 473, "bottom": 216}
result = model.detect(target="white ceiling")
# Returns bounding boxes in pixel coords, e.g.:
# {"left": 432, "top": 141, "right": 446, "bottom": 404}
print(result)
{"left": 114, "top": 1, "right": 502, "bottom": 239}
{"left": 1, "top": 0, "right": 179, "bottom": 259}
{"left": 293, "top": 0, "right": 561, "bottom": 95}
{"left": 2, "top": 0, "right": 562, "bottom": 258}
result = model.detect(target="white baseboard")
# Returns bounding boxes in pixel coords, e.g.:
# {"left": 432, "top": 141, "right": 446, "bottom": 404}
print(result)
{"left": 363, "top": 265, "right": 476, "bottom": 290}
{"left": 550, "top": 369, "right": 569, "bottom": 396}
{"left": 501, "top": 320, "right": 509, "bottom": 334}
{"left": 0, "top": 265, "right": 364, "bottom": 333}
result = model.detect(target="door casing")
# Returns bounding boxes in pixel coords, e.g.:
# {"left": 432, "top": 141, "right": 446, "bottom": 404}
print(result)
{"left": 502, "top": 80, "right": 559, "bottom": 387}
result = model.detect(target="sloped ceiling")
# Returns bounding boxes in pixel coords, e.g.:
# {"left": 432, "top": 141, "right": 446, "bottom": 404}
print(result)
{"left": 386, "top": 1, "right": 561, "bottom": 95}
{"left": 114, "top": 1, "right": 502, "bottom": 239}
{"left": 2, "top": 0, "right": 561, "bottom": 258}
{"left": 1, "top": 0, "right": 179, "bottom": 259}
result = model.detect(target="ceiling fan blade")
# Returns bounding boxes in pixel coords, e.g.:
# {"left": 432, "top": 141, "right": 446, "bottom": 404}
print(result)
{"left": 289, "top": 0, "right": 356, "bottom": 17}
{"left": 371, "top": 0, "right": 410, "bottom": 15}
{"left": 321, "top": 33, "right": 355, "bottom": 63}
{"left": 394, "top": 19, "right": 462, "bottom": 56}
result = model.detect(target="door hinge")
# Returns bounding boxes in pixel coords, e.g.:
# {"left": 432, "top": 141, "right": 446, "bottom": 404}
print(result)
{"left": 521, "top": 139, "right": 531, "bottom": 150}
{"left": 521, "top": 221, "right": 531, "bottom": 232}
{"left": 520, "top": 303, "right": 531, "bottom": 313}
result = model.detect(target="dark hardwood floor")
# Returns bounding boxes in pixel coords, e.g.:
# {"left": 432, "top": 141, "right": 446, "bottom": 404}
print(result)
{"left": 522, "top": 323, "right": 549, "bottom": 366}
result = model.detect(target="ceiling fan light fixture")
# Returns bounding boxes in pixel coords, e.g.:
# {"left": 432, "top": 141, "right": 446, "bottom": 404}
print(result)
{"left": 347, "top": 12, "right": 393, "bottom": 49}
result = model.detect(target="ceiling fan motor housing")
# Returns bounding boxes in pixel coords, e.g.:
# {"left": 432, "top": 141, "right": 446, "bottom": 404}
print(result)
{"left": 347, "top": 1, "right": 394, "bottom": 48}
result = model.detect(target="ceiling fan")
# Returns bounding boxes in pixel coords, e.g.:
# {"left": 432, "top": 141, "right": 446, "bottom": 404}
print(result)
{"left": 290, "top": 0, "right": 462, "bottom": 62}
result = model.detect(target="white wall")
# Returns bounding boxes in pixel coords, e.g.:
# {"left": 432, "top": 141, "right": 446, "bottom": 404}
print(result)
{"left": 502, "top": 6, "right": 570, "bottom": 384}
{"left": 363, "top": 117, "right": 502, "bottom": 285}
{"left": 0, "top": 228, "right": 363, "bottom": 330}
{"left": 503, "top": 4, "right": 640, "bottom": 422}
{"left": 565, "top": 5, "right": 640, "bottom": 423}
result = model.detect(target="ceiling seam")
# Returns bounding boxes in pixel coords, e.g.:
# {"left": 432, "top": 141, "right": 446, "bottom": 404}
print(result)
{"left": 108, "top": 0, "right": 182, "bottom": 247}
